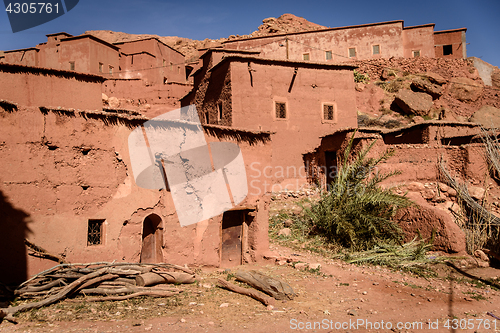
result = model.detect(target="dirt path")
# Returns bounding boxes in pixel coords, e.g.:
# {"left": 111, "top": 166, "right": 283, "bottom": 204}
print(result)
{"left": 1, "top": 243, "right": 499, "bottom": 333}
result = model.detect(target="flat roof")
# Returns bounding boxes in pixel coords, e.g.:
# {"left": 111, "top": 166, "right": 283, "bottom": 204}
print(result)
{"left": 434, "top": 27, "right": 467, "bottom": 34}
{"left": 3, "top": 47, "right": 39, "bottom": 53}
{"left": 222, "top": 20, "right": 405, "bottom": 44}
{"left": 46, "top": 32, "right": 72, "bottom": 37}
{"left": 113, "top": 37, "right": 185, "bottom": 57}
{"left": 209, "top": 55, "right": 357, "bottom": 73}
{"left": 199, "top": 48, "right": 261, "bottom": 59}
{"left": 0, "top": 62, "right": 106, "bottom": 82}
{"left": 61, "top": 34, "right": 120, "bottom": 51}
{"left": 403, "top": 23, "right": 435, "bottom": 30}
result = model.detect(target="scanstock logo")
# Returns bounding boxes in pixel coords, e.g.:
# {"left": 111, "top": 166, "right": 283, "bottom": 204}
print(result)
{"left": 3, "top": 0, "right": 79, "bottom": 33}
{"left": 128, "top": 105, "right": 248, "bottom": 227}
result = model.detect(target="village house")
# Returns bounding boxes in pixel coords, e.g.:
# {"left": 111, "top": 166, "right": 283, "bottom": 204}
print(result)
{"left": 0, "top": 62, "right": 273, "bottom": 285}
{"left": 0, "top": 33, "right": 193, "bottom": 116}
{"left": 181, "top": 48, "right": 358, "bottom": 190}
{"left": 222, "top": 20, "right": 467, "bottom": 62}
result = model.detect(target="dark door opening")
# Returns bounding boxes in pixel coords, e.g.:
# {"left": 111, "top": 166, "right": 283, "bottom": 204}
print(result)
{"left": 325, "top": 151, "right": 338, "bottom": 189}
{"left": 221, "top": 210, "right": 245, "bottom": 266}
{"left": 140, "top": 214, "right": 163, "bottom": 263}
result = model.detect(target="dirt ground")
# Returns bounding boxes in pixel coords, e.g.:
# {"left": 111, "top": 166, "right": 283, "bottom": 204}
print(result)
{"left": 1, "top": 240, "right": 499, "bottom": 333}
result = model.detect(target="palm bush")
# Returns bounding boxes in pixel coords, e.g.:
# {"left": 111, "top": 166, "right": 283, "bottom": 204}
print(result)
{"left": 302, "top": 131, "right": 413, "bottom": 250}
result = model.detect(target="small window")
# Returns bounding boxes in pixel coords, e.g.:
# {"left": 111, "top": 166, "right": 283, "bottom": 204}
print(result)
{"left": 303, "top": 53, "right": 310, "bottom": 61}
{"left": 412, "top": 50, "right": 421, "bottom": 57}
{"left": 69, "top": 61, "right": 75, "bottom": 70}
{"left": 98, "top": 62, "right": 103, "bottom": 73}
{"left": 87, "top": 219, "right": 104, "bottom": 246}
{"left": 109, "top": 65, "right": 113, "bottom": 75}
{"left": 443, "top": 44, "right": 453, "bottom": 56}
{"left": 325, "top": 51, "right": 332, "bottom": 60}
{"left": 275, "top": 102, "right": 287, "bottom": 119}
{"left": 163, "top": 77, "right": 168, "bottom": 85}
{"left": 217, "top": 102, "right": 223, "bottom": 123}
{"left": 348, "top": 48, "right": 356, "bottom": 58}
{"left": 323, "top": 104, "right": 335, "bottom": 121}
{"left": 163, "top": 59, "right": 166, "bottom": 67}
{"left": 372, "top": 45, "right": 380, "bottom": 55}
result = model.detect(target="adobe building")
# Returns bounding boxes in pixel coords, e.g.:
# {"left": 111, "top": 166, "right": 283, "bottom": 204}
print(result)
{"left": 0, "top": 63, "right": 273, "bottom": 285}
{"left": 181, "top": 49, "right": 358, "bottom": 189}
{"left": 304, "top": 122, "right": 483, "bottom": 188}
{"left": 0, "top": 33, "right": 193, "bottom": 115}
{"left": 223, "top": 20, "right": 466, "bottom": 62}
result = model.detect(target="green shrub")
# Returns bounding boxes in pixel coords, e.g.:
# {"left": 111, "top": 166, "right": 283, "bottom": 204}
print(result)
{"left": 302, "top": 131, "right": 413, "bottom": 250}
{"left": 353, "top": 70, "right": 369, "bottom": 83}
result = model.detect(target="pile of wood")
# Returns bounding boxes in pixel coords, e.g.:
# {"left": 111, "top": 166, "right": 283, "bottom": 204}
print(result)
{"left": 217, "top": 270, "right": 295, "bottom": 308}
{"left": 0, "top": 262, "right": 195, "bottom": 324}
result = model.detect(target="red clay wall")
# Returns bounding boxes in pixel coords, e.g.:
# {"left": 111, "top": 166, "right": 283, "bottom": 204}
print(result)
{"left": 224, "top": 22, "right": 405, "bottom": 62}
{"left": 434, "top": 30, "right": 467, "bottom": 59}
{"left": 402, "top": 25, "right": 435, "bottom": 58}
{"left": 229, "top": 59, "right": 357, "bottom": 187}
{"left": 0, "top": 64, "right": 103, "bottom": 110}
{"left": 2, "top": 48, "right": 39, "bottom": 67}
{"left": 0, "top": 100, "right": 272, "bottom": 283}
{"left": 116, "top": 39, "right": 186, "bottom": 85}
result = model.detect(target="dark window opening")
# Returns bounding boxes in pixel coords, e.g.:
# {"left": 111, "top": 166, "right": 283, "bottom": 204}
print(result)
{"left": 325, "top": 51, "right": 332, "bottom": 60}
{"left": 323, "top": 104, "right": 334, "bottom": 121}
{"left": 413, "top": 50, "right": 420, "bottom": 57}
{"left": 81, "top": 185, "right": 90, "bottom": 190}
{"left": 163, "top": 77, "right": 168, "bottom": 85}
{"left": 275, "top": 102, "right": 287, "bottom": 119}
{"left": 349, "top": 48, "right": 356, "bottom": 58}
{"left": 217, "top": 102, "right": 223, "bottom": 123}
{"left": 443, "top": 44, "right": 453, "bottom": 56}
{"left": 87, "top": 219, "right": 104, "bottom": 246}
{"left": 69, "top": 61, "right": 75, "bottom": 71}
{"left": 99, "top": 62, "right": 103, "bottom": 73}
{"left": 205, "top": 112, "right": 210, "bottom": 124}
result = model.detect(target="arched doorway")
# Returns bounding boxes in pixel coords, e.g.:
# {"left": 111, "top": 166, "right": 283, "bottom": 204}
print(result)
{"left": 140, "top": 214, "right": 163, "bottom": 263}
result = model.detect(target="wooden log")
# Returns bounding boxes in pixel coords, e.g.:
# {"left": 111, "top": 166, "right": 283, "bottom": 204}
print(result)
{"left": 217, "top": 279, "right": 275, "bottom": 307}
{"left": 78, "top": 290, "right": 179, "bottom": 302}
{"left": 136, "top": 272, "right": 195, "bottom": 287}
{"left": 14, "top": 278, "right": 65, "bottom": 296}
{"left": 0, "top": 267, "right": 109, "bottom": 324}
{"left": 72, "top": 274, "right": 119, "bottom": 294}
{"left": 235, "top": 270, "right": 295, "bottom": 300}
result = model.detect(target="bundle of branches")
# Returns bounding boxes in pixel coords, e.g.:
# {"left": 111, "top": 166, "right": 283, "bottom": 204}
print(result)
{"left": 438, "top": 158, "right": 500, "bottom": 227}
{"left": 0, "top": 262, "right": 195, "bottom": 324}
{"left": 479, "top": 126, "right": 500, "bottom": 182}
{"left": 342, "top": 236, "right": 445, "bottom": 277}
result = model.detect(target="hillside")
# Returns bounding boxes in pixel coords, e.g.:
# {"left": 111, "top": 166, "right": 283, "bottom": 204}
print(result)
{"left": 85, "top": 14, "right": 325, "bottom": 62}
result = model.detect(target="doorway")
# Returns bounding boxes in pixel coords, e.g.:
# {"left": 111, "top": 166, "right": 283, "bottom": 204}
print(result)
{"left": 221, "top": 210, "right": 250, "bottom": 266}
{"left": 325, "top": 151, "right": 338, "bottom": 189}
{"left": 140, "top": 214, "right": 163, "bottom": 263}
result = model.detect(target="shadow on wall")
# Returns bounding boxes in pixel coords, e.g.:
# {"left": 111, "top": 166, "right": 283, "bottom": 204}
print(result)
{"left": 0, "top": 190, "right": 31, "bottom": 287}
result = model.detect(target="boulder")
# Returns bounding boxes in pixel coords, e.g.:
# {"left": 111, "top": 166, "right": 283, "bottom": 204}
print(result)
{"left": 470, "top": 105, "right": 500, "bottom": 128}
{"left": 449, "top": 77, "right": 483, "bottom": 102}
{"left": 423, "top": 72, "right": 447, "bottom": 85}
{"left": 381, "top": 68, "right": 397, "bottom": 81}
{"left": 412, "top": 116, "right": 425, "bottom": 124}
{"left": 468, "top": 186, "right": 485, "bottom": 201}
{"left": 492, "top": 69, "right": 500, "bottom": 89}
{"left": 394, "top": 90, "right": 433, "bottom": 116}
{"left": 108, "top": 96, "right": 120, "bottom": 109}
{"left": 394, "top": 204, "right": 466, "bottom": 253}
{"left": 278, "top": 228, "right": 291, "bottom": 237}
{"left": 411, "top": 77, "right": 443, "bottom": 99}
{"left": 406, "top": 182, "right": 425, "bottom": 192}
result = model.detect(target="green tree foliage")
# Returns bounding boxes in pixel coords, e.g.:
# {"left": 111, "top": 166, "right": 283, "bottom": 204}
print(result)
{"left": 303, "top": 131, "right": 413, "bottom": 250}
